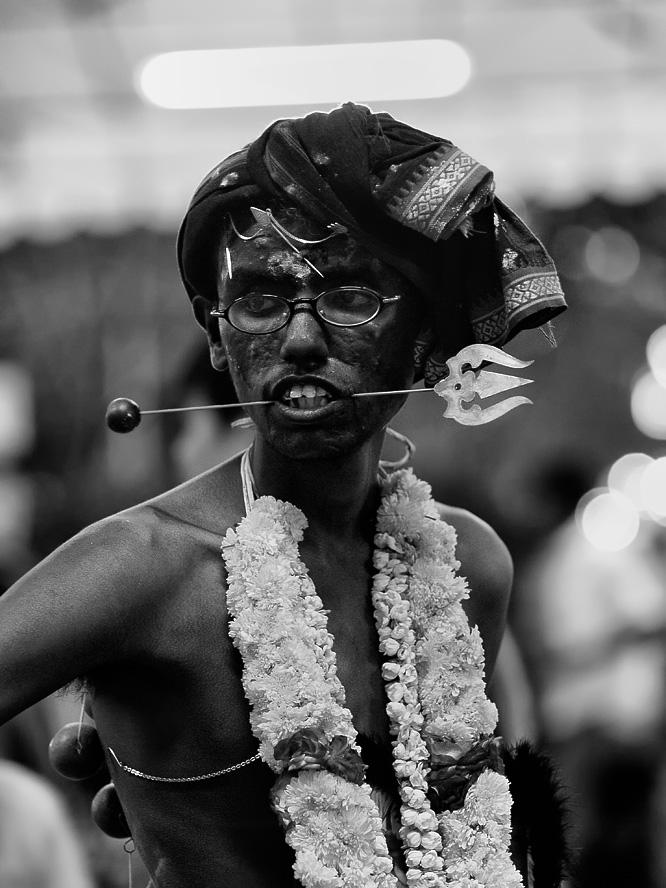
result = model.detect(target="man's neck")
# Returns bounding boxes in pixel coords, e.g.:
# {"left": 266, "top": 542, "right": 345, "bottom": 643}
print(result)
{"left": 249, "top": 435, "right": 383, "bottom": 539}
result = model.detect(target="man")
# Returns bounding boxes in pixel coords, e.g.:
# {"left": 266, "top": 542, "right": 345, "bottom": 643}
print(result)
{"left": 0, "top": 104, "right": 567, "bottom": 887}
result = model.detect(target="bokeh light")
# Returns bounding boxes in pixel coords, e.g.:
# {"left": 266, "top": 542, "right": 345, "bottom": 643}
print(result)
{"left": 607, "top": 452, "right": 654, "bottom": 510}
{"left": 585, "top": 227, "right": 641, "bottom": 284}
{"left": 0, "top": 362, "right": 34, "bottom": 461}
{"left": 576, "top": 488, "right": 640, "bottom": 551}
{"left": 646, "top": 325, "right": 666, "bottom": 386}
{"left": 630, "top": 369, "right": 666, "bottom": 439}
{"left": 549, "top": 225, "right": 592, "bottom": 281}
{"left": 639, "top": 457, "right": 666, "bottom": 520}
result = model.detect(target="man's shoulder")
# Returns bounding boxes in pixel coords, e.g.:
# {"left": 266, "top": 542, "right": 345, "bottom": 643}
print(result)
{"left": 70, "top": 453, "right": 246, "bottom": 574}
{"left": 434, "top": 503, "right": 512, "bottom": 675}
{"left": 128, "top": 452, "right": 246, "bottom": 538}
{"left": 435, "top": 502, "right": 513, "bottom": 604}
{"left": 437, "top": 503, "right": 509, "bottom": 557}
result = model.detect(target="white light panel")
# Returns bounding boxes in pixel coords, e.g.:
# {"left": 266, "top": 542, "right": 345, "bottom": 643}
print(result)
{"left": 137, "top": 40, "right": 472, "bottom": 109}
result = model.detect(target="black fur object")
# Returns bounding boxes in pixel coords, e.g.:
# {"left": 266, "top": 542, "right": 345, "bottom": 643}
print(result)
{"left": 503, "top": 740, "right": 573, "bottom": 888}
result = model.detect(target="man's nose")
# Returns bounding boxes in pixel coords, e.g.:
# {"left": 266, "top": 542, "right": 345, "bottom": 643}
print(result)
{"left": 279, "top": 302, "right": 329, "bottom": 366}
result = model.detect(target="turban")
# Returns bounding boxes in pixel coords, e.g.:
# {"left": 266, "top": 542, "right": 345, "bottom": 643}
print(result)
{"left": 177, "top": 103, "right": 565, "bottom": 387}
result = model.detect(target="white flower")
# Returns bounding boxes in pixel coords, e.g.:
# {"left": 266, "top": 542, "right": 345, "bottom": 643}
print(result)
{"left": 380, "top": 638, "right": 401, "bottom": 657}
{"left": 415, "top": 811, "right": 438, "bottom": 832}
{"left": 293, "top": 850, "right": 341, "bottom": 888}
{"left": 386, "top": 682, "right": 405, "bottom": 703}
{"left": 401, "top": 808, "right": 418, "bottom": 827}
{"left": 420, "top": 850, "right": 443, "bottom": 871}
{"left": 223, "top": 468, "right": 519, "bottom": 888}
{"left": 382, "top": 663, "right": 401, "bottom": 681}
{"left": 406, "top": 850, "right": 423, "bottom": 868}
{"left": 404, "top": 830, "right": 422, "bottom": 848}
{"left": 438, "top": 770, "right": 522, "bottom": 887}
{"left": 420, "top": 832, "right": 442, "bottom": 852}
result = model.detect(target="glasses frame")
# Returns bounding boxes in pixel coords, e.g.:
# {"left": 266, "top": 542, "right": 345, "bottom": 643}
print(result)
{"left": 211, "top": 286, "right": 401, "bottom": 335}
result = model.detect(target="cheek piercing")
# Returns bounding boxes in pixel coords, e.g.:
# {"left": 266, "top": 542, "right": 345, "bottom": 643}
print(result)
{"left": 105, "top": 388, "right": 435, "bottom": 434}
{"left": 104, "top": 392, "right": 428, "bottom": 434}
{"left": 105, "top": 343, "right": 535, "bottom": 433}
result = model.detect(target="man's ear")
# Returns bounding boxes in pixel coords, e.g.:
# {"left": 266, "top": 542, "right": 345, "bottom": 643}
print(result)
{"left": 191, "top": 294, "right": 228, "bottom": 372}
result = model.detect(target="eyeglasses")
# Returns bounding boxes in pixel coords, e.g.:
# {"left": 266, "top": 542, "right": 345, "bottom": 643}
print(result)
{"left": 211, "top": 286, "right": 401, "bottom": 335}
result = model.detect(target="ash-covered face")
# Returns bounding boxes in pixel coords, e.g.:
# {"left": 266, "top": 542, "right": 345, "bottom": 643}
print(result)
{"left": 208, "top": 211, "right": 426, "bottom": 460}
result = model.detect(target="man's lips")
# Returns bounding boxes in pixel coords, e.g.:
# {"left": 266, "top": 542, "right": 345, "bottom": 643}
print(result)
{"left": 281, "top": 382, "right": 332, "bottom": 410}
{"left": 271, "top": 379, "right": 345, "bottom": 411}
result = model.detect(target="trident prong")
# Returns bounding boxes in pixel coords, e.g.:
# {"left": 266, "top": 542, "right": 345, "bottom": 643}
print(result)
{"left": 433, "top": 344, "right": 534, "bottom": 426}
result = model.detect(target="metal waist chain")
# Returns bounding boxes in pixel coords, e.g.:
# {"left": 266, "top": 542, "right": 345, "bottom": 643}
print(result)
{"left": 108, "top": 747, "right": 261, "bottom": 782}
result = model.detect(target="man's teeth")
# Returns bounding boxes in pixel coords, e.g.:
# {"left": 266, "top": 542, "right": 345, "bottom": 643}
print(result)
{"left": 282, "top": 383, "right": 332, "bottom": 409}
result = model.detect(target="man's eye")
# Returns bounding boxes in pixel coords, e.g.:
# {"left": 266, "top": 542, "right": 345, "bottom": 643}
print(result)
{"left": 336, "top": 290, "right": 373, "bottom": 307}
{"left": 321, "top": 288, "right": 378, "bottom": 313}
{"left": 238, "top": 294, "right": 282, "bottom": 316}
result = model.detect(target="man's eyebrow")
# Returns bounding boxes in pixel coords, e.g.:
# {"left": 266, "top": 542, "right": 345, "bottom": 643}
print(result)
{"left": 223, "top": 266, "right": 291, "bottom": 286}
{"left": 221, "top": 253, "right": 381, "bottom": 290}
{"left": 218, "top": 265, "right": 309, "bottom": 302}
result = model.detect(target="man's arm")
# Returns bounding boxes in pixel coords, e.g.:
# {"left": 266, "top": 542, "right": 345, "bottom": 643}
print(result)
{"left": 438, "top": 504, "right": 513, "bottom": 678}
{"left": 0, "top": 513, "right": 161, "bottom": 725}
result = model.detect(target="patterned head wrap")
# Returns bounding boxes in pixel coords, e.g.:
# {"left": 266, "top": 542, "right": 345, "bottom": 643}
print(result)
{"left": 177, "top": 102, "right": 565, "bottom": 386}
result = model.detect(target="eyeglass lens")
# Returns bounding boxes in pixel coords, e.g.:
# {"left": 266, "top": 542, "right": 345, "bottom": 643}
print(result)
{"left": 227, "top": 288, "right": 382, "bottom": 333}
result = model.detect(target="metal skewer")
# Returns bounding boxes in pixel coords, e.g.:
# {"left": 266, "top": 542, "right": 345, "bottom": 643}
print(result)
{"left": 141, "top": 400, "right": 273, "bottom": 415}
{"left": 351, "top": 388, "right": 432, "bottom": 398}
{"left": 105, "top": 390, "right": 430, "bottom": 433}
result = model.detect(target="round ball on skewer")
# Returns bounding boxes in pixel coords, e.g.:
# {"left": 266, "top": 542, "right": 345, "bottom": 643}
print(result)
{"left": 48, "top": 722, "right": 105, "bottom": 781}
{"left": 91, "top": 782, "right": 132, "bottom": 838}
{"left": 106, "top": 398, "right": 141, "bottom": 433}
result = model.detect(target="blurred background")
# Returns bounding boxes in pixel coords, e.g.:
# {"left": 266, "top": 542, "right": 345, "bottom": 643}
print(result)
{"left": 1, "top": 0, "right": 665, "bottom": 885}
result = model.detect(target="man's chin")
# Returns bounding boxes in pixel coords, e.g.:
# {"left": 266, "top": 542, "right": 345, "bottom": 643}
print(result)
{"left": 260, "top": 425, "right": 372, "bottom": 463}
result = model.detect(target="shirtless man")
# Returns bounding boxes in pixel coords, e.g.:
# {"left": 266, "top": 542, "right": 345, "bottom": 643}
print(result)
{"left": 0, "top": 104, "right": 566, "bottom": 887}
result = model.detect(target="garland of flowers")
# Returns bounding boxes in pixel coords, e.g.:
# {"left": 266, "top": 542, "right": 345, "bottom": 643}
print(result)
{"left": 221, "top": 467, "right": 523, "bottom": 888}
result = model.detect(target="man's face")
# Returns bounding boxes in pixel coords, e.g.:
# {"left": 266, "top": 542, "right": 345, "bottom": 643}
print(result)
{"left": 212, "top": 214, "right": 425, "bottom": 460}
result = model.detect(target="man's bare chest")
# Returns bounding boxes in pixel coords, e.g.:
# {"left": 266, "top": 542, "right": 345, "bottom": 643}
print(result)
{"left": 306, "top": 557, "right": 391, "bottom": 742}
{"left": 93, "top": 528, "right": 392, "bottom": 765}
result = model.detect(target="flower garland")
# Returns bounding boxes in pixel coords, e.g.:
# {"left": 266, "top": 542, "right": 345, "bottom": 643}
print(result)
{"left": 221, "top": 468, "right": 523, "bottom": 888}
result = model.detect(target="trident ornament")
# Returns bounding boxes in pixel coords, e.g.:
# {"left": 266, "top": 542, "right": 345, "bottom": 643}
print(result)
{"left": 434, "top": 344, "right": 534, "bottom": 426}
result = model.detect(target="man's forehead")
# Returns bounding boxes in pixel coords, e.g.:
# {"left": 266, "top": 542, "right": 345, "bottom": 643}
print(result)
{"left": 223, "top": 226, "right": 388, "bottom": 279}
